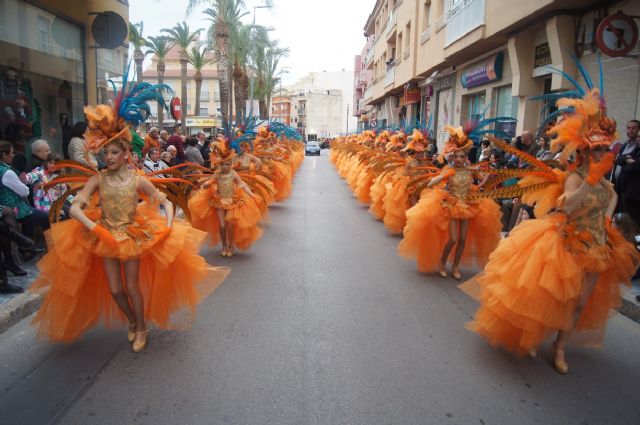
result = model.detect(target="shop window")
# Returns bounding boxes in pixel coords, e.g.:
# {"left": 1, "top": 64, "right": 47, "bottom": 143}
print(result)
{"left": 492, "top": 85, "right": 517, "bottom": 138}
{"left": 460, "top": 92, "right": 486, "bottom": 125}
{"left": 1, "top": 0, "right": 85, "bottom": 156}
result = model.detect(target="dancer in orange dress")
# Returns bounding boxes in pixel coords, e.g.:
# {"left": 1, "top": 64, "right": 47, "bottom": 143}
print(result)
{"left": 398, "top": 125, "right": 502, "bottom": 280}
{"left": 188, "top": 138, "right": 263, "bottom": 257}
{"left": 31, "top": 78, "right": 230, "bottom": 350}
{"left": 462, "top": 70, "right": 640, "bottom": 373}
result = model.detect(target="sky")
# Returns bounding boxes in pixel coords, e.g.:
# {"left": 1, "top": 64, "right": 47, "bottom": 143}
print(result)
{"left": 129, "top": 0, "right": 375, "bottom": 85}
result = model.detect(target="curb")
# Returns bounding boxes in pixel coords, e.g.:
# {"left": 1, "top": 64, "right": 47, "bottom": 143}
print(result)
{"left": 619, "top": 292, "right": 640, "bottom": 324}
{"left": 0, "top": 291, "right": 42, "bottom": 334}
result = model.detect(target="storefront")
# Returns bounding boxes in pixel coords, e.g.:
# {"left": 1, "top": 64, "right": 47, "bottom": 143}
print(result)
{"left": 0, "top": 0, "right": 128, "bottom": 156}
{"left": 432, "top": 72, "right": 455, "bottom": 150}
{"left": 455, "top": 49, "right": 517, "bottom": 140}
{"left": 185, "top": 117, "right": 221, "bottom": 136}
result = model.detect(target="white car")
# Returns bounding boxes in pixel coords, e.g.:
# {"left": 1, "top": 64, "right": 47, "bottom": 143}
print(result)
{"left": 305, "top": 141, "right": 321, "bottom": 156}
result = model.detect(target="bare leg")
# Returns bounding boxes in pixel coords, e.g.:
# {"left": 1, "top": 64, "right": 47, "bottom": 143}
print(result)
{"left": 102, "top": 258, "right": 135, "bottom": 325}
{"left": 123, "top": 259, "right": 144, "bottom": 332}
{"left": 227, "top": 221, "right": 235, "bottom": 255}
{"left": 553, "top": 272, "right": 600, "bottom": 372}
{"left": 451, "top": 219, "right": 470, "bottom": 279}
{"left": 440, "top": 220, "right": 459, "bottom": 266}
{"left": 216, "top": 208, "right": 227, "bottom": 254}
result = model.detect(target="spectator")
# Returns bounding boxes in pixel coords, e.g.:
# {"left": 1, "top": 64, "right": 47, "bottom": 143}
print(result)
{"left": 158, "top": 130, "right": 169, "bottom": 151}
{"left": 615, "top": 121, "right": 640, "bottom": 226}
{"left": 21, "top": 153, "right": 69, "bottom": 214}
{"left": 202, "top": 137, "right": 212, "bottom": 168}
{"left": 166, "top": 124, "right": 185, "bottom": 164}
{"left": 143, "top": 148, "right": 168, "bottom": 177}
{"left": 0, "top": 141, "right": 49, "bottom": 245}
{"left": 143, "top": 127, "right": 160, "bottom": 156}
{"left": 160, "top": 151, "right": 173, "bottom": 167}
{"left": 166, "top": 145, "right": 177, "bottom": 166}
{"left": 478, "top": 139, "right": 491, "bottom": 162}
{"left": 28, "top": 138, "right": 51, "bottom": 171}
{"left": 185, "top": 135, "right": 205, "bottom": 166}
{"left": 67, "top": 121, "right": 98, "bottom": 170}
{"left": 520, "top": 130, "right": 539, "bottom": 158}
{"left": 536, "top": 136, "right": 555, "bottom": 161}
{"left": 612, "top": 119, "right": 640, "bottom": 185}
{"left": 196, "top": 131, "right": 206, "bottom": 150}
{"left": 131, "top": 152, "right": 144, "bottom": 171}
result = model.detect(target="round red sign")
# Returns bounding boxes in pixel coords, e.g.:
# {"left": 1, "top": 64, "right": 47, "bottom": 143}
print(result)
{"left": 170, "top": 97, "right": 182, "bottom": 121}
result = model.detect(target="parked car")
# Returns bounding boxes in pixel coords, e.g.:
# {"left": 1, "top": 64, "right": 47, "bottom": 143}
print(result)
{"left": 305, "top": 141, "right": 321, "bottom": 156}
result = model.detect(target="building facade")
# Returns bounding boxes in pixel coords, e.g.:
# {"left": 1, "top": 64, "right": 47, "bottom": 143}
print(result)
{"left": 286, "top": 70, "right": 356, "bottom": 133}
{"left": 282, "top": 89, "right": 343, "bottom": 140}
{"left": 353, "top": 38, "right": 374, "bottom": 131}
{"left": 143, "top": 43, "right": 222, "bottom": 134}
{"left": 362, "top": 0, "right": 640, "bottom": 150}
{"left": 271, "top": 96, "right": 292, "bottom": 126}
{"left": 0, "top": 0, "right": 128, "bottom": 154}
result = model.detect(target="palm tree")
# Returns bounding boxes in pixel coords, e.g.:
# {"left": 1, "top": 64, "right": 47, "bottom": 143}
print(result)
{"left": 145, "top": 36, "right": 174, "bottom": 128}
{"left": 162, "top": 22, "right": 202, "bottom": 127}
{"left": 129, "top": 22, "right": 147, "bottom": 83}
{"left": 251, "top": 29, "right": 288, "bottom": 119}
{"left": 187, "top": 44, "right": 215, "bottom": 116}
{"left": 229, "top": 23, "right": 252, "bottom": 121}
{"left": 262, "top": 47, "right": 288, "bottom": 120}
{"left": 202, "top": 1, "right": 248, "bottom": 129}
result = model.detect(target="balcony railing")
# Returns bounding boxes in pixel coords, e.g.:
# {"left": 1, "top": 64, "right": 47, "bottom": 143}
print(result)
{"left": 201, "top": 90, "right": 210, "bottom": 100}
{"left": 420, "top": 26, "right": 431, "bottom": 44}
{"left": 384, "top": 66, "right": 395, "bottom": 88}
{"left": 364, "top": 85, "right": 373, "bottom": 100}
{"left": 365, "top": 47, "right": 374, "bottom": 66}
{"left": 446, "top": 0, "right": 485, "bottom": 46}
{"left": 386, "top": 58, "right": 396, "bottom": 72}
{"left": 385, "top": 9, "right": 397, "bottom": 36}
{"left": 435, "top": 14, "right": 447, "bottom": 32}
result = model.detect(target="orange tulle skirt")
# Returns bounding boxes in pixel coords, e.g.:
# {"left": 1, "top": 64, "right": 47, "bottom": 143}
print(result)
{"left": 397, "top": 188, "right": 502, "bottom": 272}
{"left": 461, "top": 213, "right": 640, "bottom": 356}
{"left": 369, "top": 173, "right": 391, "bottom": 220}
{"left": 355, "top": 168, "right": 375, "bottom": 205}
{"left": 31, "top": 204, "right": 230, "bottom": 342}
{"left": 383, "top": 174, "right": 410, "bottom": 234}
{"left": 188, "top": 186, "right": 263, "bottom": 250}
{"left": 268, "top": 161, "right": 293, "bottom": 202}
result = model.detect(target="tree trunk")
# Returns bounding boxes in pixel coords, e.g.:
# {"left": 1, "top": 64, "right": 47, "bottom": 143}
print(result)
{"left": 195, "top": 71, "right": 202, "bottom": 116}
{"left": 214, "top": 22, "right": 231, "bottom": 130}
{"left": 134, "top": 49, "right": 144, "bottom": 83}
{"left": 233, "top": 63, "right": 244, "bottom": 122}
{"left": 259, "top": 98, "right": 267, "bottom": 120}
{"left": 157, "top": 60, "right": 165, "bottom": 129}
{"left": 239, "top": 71, "right": 250, "bottom": 119}
{"left": 180, "top": 54, "right": 187, "bottom": 128}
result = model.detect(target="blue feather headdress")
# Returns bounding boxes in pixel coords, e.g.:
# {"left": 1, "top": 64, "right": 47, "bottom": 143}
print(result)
{"left": 85, "top": 63, "right": 172, "bottom": 152}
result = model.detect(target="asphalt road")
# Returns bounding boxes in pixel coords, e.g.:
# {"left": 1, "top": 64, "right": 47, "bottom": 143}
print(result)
{"left": 1, "top": 151, "right": 640, "bottom": 425}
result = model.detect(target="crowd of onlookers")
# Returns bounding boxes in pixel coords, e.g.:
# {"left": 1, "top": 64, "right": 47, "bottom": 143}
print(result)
{"left": 0, "top": 123, "right": 219, "bottom": 294}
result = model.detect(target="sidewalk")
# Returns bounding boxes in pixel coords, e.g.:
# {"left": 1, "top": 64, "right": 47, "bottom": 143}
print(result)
{"left": 0, "top": 260, "right": 42, "bottom": 334}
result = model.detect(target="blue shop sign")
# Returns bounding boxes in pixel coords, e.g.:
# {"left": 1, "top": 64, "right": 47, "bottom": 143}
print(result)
{"left": 461, "top": 52, "right": 504, "bottom": 89}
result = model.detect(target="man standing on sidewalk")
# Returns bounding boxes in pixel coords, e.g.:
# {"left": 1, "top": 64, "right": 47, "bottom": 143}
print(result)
{"left": 166, "top": 124, "right": 185, "bottom": 165}
{"left": 612, "top": 120, "right": 640, "bottom": 221}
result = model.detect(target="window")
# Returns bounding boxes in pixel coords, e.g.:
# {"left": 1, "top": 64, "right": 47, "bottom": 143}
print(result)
{"left": 199, "top": 107, "right": 209, "bottom": 116}
{"left": 37, "top": 15, "right": 50, "bottom": 51}
{"left": 422, "top": 3, "right": 431, "bottom": 31}
{"left": 460, "top": 92, "right": 486, "bottom": 125}
{"left": 493, "top": 85, "right": 517, "bottom": 138}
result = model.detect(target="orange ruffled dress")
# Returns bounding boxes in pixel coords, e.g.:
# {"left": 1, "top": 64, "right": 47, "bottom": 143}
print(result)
{"left": 31, "top": 172, "right": 230, "bottom": 342}
{"left": 463, "top": 180, "right": 640, "bottom": 355}
{"left": 398, "top": 167, "right": 502, "bottom": 272}
{"left": 188, "top": 170, "right": 263, "bottom": 250}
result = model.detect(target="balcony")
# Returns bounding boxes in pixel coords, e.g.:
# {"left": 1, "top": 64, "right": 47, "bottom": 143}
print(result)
{"left": 385, "top": 9, "right": 397, "bottom": 38}
{"left": 364, "top": 85, "right": 373, "bottom": 101}
{"left": 420, "top": 26, "right": 431, "bottom": 44}
{"left": 446, "top": 0, "right": 485, "bottom": 46}
{"left": 365, "top": 46, "right": 374, "bottom": 66}
{"left": 384, "top": 66, "right": 395, "bottom": 88}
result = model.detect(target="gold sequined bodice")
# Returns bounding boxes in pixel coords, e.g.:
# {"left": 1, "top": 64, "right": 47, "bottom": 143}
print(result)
{"left": 217, "top": 171, "right": 235, "bottom": 198}
{"left": 567, "top": 173, "right": 611, "bottom": 246}
{"left": 234, "top": 155, "right": 251, "bottom": 172}
{"left": 99, "top": 171, "right": 138, "bottom": 232}
{"left": 447, "top": 169, "right": 473, "bottom": 198}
